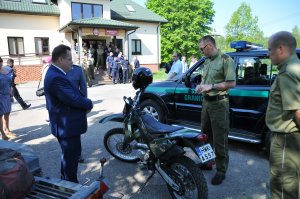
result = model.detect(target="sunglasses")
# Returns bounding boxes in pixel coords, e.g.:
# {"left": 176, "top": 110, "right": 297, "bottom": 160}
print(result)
{"left": 200, "top": 44, "right": 209, "bottom": 52}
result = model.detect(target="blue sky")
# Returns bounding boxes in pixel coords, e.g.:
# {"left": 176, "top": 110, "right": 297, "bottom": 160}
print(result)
{"left": 132, "top": 0, "right": 300, "bottom": 37}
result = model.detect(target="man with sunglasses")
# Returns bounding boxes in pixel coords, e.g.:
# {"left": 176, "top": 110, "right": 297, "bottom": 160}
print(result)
{"left": 195, "top": 35, "right": 236, "bottom": 185}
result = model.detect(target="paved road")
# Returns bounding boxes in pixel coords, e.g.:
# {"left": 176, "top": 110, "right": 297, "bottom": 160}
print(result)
{"left": 9, "top": 81, "right": 270, "bottom": 199}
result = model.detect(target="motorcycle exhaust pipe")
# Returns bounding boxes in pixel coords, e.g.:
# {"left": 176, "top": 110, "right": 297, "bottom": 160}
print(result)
{"left": 132, "top": 143, "right": 148, "bottom": 150}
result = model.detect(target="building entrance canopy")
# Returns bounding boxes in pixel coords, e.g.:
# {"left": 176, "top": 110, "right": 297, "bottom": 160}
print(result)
{"left": 59, "top": 17, "right": 138, "bottom": 33}
{"left": 59, "top": 17, "right": 138, "bottom": 64}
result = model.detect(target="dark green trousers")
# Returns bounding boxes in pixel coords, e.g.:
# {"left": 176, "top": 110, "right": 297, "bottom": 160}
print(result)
{"left": 270, "top": 132, "right": 300, "bottom": 199}
{"left": 201, "top": 98, "right": 229, "bottom": 176}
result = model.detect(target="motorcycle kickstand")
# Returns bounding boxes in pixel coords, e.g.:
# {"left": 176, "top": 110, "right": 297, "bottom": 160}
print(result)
{"left": 135, "top": 171, "right": 155, "bottom": 194}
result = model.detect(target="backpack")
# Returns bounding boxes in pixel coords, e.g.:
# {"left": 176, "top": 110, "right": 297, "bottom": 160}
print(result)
{"left": 0, "top": 148, "right": 34, "bottom": 199}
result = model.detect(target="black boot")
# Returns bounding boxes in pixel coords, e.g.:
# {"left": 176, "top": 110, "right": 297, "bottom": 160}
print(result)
{"left": 23, "top": 104, "right": 31, "bottom": 110}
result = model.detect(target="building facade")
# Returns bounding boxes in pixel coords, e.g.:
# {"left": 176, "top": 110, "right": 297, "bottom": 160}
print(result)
{"left": 0, "top": 0, "right": 167, "bottom": 82}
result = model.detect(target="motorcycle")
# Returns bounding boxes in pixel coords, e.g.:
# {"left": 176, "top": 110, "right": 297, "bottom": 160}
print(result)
{"left": 99, "top": 91, "right": 216, "bottom": 198}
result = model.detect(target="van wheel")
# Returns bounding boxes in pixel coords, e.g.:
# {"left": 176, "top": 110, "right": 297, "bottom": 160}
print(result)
{"left": 140, "top": 99, "right": 165, "bottom": 122}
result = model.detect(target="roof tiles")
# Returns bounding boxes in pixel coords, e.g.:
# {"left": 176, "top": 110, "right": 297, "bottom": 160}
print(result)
{"left": 0, "top": 0, "right": 59, "bottom": 16}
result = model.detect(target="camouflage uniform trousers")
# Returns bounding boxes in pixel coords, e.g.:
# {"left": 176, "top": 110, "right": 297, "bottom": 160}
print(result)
{"left": 201, "top": 98, "right": 229, "bottom": 176}
{"left": 270, "top": 132, "right": 300, "bottom": 199}
{"left": 82, "top": 64, "right": 91, "bottom": 87}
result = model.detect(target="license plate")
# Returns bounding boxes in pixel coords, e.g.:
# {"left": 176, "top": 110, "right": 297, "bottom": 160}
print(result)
{"left": 196, "top": 144, "right": 216, "bottom": 163}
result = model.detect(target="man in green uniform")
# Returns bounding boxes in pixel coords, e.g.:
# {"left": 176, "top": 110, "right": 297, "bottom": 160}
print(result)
{"left": 195, "top": 35, "right": 236, "bottom": 185}
{"left": 266, "top": 31, "right": 300, "bottom": 199}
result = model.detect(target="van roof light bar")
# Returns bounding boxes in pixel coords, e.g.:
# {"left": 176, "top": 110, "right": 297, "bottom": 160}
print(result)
{"left": 230, "top": 41, "right": 263, "bottom": 51}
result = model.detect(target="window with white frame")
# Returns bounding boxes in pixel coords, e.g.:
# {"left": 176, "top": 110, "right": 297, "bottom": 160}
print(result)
{"left": 71, "top": 3, "right": 103, "bottom": 20}
{"left": 35, "top": 37, "right": 49, "bottom": 55}
{"left": 132, "top": 39, "right": 141, "bottom": 55}
{"left": 7, "top": 37, "right": 25, "bottom": 56}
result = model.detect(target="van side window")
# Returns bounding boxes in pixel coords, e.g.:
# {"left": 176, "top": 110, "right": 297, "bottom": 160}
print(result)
{"left": 236, "top": 57, "right": 271, "bottom": 86}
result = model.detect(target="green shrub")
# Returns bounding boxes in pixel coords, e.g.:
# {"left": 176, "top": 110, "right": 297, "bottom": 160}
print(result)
{"left": 153, "top": 69, "right": 167, "bottom": 81}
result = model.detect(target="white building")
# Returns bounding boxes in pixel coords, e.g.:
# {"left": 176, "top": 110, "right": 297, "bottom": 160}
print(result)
{"left": 0, "top": 0, "right": 167, "bottom": 72}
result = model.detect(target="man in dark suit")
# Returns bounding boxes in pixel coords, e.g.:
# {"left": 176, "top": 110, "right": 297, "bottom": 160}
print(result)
{"left": 44, "top": 44, "right": 93, "bottom": 183}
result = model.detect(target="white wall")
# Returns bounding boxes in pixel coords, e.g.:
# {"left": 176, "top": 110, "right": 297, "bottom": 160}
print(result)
{"left": 58, "top": 0, "right": 111, "bottom": 28}
{"left": 0, "top": 13, "right": 64, "bottom": 56}
{"left": 125, "top": 21, "right": 161, "bottom": 65}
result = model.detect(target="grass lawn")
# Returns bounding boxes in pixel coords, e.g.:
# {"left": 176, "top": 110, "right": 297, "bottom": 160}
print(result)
{"left": 153, "top": 68, "right": 167, "bottom": 81}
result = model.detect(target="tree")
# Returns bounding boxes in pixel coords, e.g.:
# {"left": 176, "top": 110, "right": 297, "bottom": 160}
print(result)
{"left": 292, "top": 25, "right": 300, "bottom": 47}
{"left": 225, "top": 3, "right": 265, "bottom": 47}
{"left": 214, "top": 36, "right": 234, "bottom": 53}
{"left": 146, "top": 0, "right": 215, "bottom": 63}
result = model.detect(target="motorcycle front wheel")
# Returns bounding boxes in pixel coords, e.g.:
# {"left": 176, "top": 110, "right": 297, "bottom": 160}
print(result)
{"left": 167, "top": 156, "right": 208, "bottom": 199}
{"left": 104, "top": 128, "right": 141, "bottom": 163}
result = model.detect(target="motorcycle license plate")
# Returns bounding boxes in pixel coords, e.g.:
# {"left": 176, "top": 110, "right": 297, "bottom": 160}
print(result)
{"left": 196, "top": 144, "right": 216, "bottom": 163}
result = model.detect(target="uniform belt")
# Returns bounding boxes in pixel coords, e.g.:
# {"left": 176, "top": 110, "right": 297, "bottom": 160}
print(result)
{"left": 204, "top": 94, "right": 228, "bottom": 101}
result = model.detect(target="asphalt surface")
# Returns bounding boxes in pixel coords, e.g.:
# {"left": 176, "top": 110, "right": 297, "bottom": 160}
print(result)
{"left": 9, "top": 81, "right": 271, "bottom": 199}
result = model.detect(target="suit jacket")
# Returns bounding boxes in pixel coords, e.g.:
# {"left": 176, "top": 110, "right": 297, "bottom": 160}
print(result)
{"left": 67, "top": 65, "right": 87, "bottom": 97}
{"left": 44, "top": 65, "right": 93, "bottom": 138}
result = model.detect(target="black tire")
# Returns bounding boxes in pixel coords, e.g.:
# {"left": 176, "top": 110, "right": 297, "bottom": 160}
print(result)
{"left": 140, "top": 99, "right": 165, "bottom": 122}
{"left": 104, "top": 128, "right": 141, "bottom": 163}
{"left": 167, "top": 156, "right": 208, "bottom": 199}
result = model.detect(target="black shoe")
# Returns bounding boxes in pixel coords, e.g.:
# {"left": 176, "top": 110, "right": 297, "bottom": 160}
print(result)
{"left": 78, "top": 156, "right": 84, "bottom": 163}
{"left": 199, "top": 164, "right": 213, "bottom": 170}
{"left": 23, "top": 104, "right": 31, "bottom": 110}
{"left": 211, "top": 174, "right": 225, "bottom": 185}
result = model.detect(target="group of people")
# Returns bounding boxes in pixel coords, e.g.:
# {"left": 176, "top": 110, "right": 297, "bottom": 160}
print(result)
{"left": 105, "top": 52, "right": 136, "bottom": 84}
{"left": 75, "top": 41, "right": 140, "bottom": 85}
{"left": 191, "top": 32, "right": 300, "bottom": 199}
{"left": 166, "top": 32, "right": 300, "bottom": 199}
{"left": 0, "top": 58, "right": 31, "bottom": 141}
{"left": 166, "top": 53, "right": 198, "bottom": 81}
{"left": 1, "top": 30, "right": 299, "bottom": 198}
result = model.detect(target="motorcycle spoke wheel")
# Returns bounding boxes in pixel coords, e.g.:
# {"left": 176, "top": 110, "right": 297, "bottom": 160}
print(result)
{"left": 104, "top": 128, "right": 141, "bottom": 163}
{"left": 167, "top": 156, "right": 208, "bottom": 199}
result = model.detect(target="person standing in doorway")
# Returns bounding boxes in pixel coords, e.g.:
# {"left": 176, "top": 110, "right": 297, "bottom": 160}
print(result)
{"left": 106, "top": 52, "right": 114, "bottom": 79}
{"left": 121, "top": 55, "right": 130, "bottom": 84}
{"left": 266, "top": 31, "right": 300, "bottom": 199}
{"left": 111, "top": 56, "right": 119, "bottom": 84}
{"left": 87, "top": 46, "right": 95, "bottom": 80}
{"left": 195, "top": 35, "right": 236, "bottom": 185}
{"left": 44, "top": 44, "right": 93, "bottom": 183}
{"left": 96, "top": 43, "right": 104, "bottom": 71}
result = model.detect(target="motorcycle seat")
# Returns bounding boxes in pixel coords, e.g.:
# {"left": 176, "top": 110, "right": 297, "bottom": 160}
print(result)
{"left": 141, "top": 114, "right": 184, "bottom": 134}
